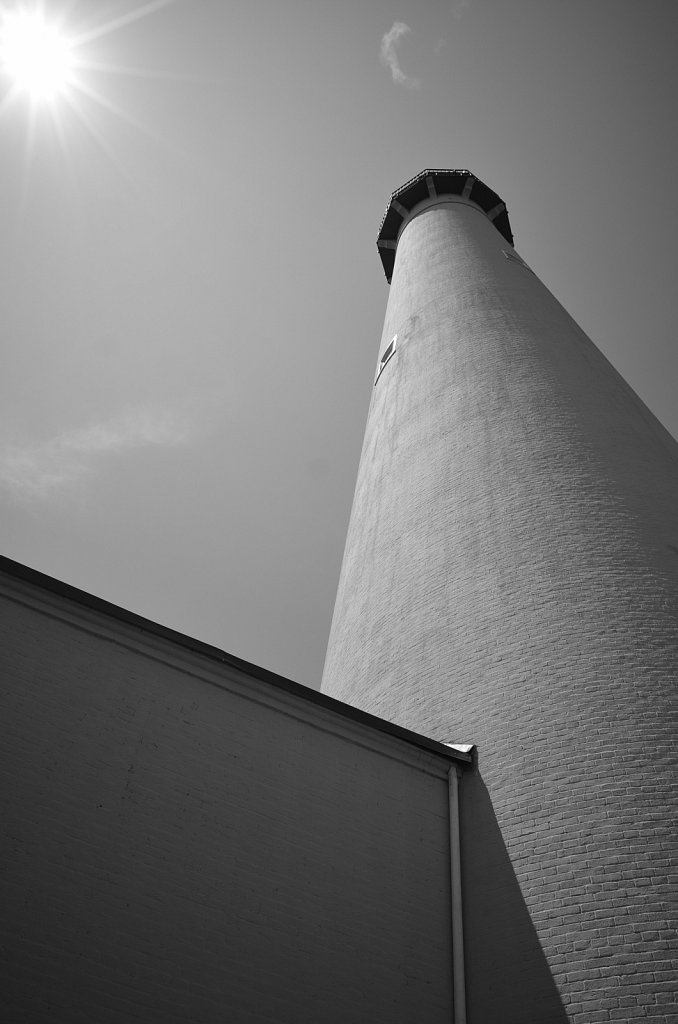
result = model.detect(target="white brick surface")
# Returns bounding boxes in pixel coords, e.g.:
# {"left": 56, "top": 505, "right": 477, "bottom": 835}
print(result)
{"left": 323, "top": 201, "right": 678, "bottom": 1020}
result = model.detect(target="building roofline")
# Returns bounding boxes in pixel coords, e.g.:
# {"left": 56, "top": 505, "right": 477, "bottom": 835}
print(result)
{"left": 0, "top": 554, "right": 474, "bottom": 767}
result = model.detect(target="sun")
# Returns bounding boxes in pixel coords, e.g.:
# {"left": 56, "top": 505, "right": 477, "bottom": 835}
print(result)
{"left": 0, "top": 9, "right": 74, "bottom": 101}
{"left": 0, "top": 0, "right": 178, "bottom": 170}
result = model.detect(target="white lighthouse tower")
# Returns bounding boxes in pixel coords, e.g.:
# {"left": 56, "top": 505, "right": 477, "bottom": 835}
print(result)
{"left": 322, "top": 169, "right": 678, "bottom": 1021}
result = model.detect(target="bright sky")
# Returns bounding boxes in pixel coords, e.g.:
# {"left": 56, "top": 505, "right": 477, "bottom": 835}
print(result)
{"left": 2, "top": 0, "right": 677, "bottom": 689}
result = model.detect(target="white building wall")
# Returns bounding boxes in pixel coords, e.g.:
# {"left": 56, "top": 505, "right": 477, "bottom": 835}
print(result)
{"left": 0, "top": 560, "right": 464, "bottom": 1024}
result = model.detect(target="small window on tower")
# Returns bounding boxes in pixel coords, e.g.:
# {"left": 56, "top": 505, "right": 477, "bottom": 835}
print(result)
{"left": 375, "top": 334, "right": 397, "bottom": 385}
{"left": 502, "top": 249, "right": 534, "bottom": 273}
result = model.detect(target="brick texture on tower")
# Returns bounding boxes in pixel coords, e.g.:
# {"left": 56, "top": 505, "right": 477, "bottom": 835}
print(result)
{"left": 321, "top": 169, "right": 678, "bottom": 1023}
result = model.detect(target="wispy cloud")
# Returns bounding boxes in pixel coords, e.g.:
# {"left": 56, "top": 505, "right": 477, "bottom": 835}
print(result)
{"left": 453, "top": 0, "right": 470, "bottom": 19}
{"left": 380, "top": 22, "right": 420, "bottom": 90}
{"left": 0, "top": 406, "right": 189, "bottom": 502}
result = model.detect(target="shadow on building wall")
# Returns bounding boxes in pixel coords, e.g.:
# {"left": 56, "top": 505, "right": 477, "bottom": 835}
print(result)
{"left": 460, "top": 771, "right": 569, "bottom": 1023}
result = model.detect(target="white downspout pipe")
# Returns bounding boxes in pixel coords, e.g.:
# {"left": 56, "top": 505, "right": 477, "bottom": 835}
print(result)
{"left": 448, "top": 765, "right": 467, "bottom": 1023}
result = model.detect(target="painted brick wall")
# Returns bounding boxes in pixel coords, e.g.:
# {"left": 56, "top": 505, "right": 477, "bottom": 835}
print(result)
{"left": 0, "top": 569, "right": 458, "bottom": 1023}
{"left": 323, "top": 198, "right": 678, "bottom": 1021}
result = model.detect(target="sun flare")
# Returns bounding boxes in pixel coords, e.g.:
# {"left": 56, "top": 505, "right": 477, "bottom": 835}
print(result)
{"left": 0, "top": 0, "right": 178, "bottom": 179}
{"left": 0, "top": 10, "right": 74, "bottom": 100}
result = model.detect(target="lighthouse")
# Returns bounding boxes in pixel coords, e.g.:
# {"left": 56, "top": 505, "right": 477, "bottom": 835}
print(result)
{"left": 322, "top": 170, "right": 678, "bottom": 1021}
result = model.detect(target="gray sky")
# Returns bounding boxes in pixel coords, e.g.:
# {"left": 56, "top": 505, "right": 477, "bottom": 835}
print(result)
{"left": 2, "top": 0, "right": 677, "bottom": 689}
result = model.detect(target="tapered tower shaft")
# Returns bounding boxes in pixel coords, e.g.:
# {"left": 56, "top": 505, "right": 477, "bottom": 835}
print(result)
{"left": 322, "top": 170, "right": 678, "bottom": 1021}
